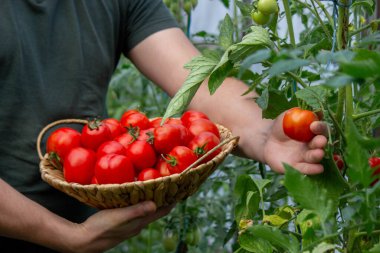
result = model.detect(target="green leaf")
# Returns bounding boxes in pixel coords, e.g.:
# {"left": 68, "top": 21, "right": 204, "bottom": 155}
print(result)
{"left": 235, "top": 1, "right": 252, "bottom": 16}
{"left": 219, "top": 14, "right": 234, "bottom": 50}
{"left": 295, "top": 85, "right": 330, "bottom": 110}
{"left": 256, "top": 89, "right": 298, "bottom": 119}
{"left": 234, "top": 175, "right": 260, "bottom": 223}
{"left": 339, "top": 49, "right": 380, "bottom": 79}
{"left": 268, "top": 59, "right": 310, "bottom": 77}
{"left": 208, "top": 26, "right": 273, "bottom": 94}
{"left": 239, "top": 237, "right": 273, "bottom": 253}
{"left": 364, "top": 242, "right": 380, "bottom": 253}
{"left": 296, "top": 209, "right": 322, "bottom": 248}
{"left": 323, "top": 75, "right": 353, "bottom": 88}
{"left": 311, "top": 242, "right": 336, "bottom": 253}
{"left": 219, "top": 0, "right": 230, "bottom": 8}
{"left": 263, "top": 206, "right": 295, "bottom": 227}
{"left": 239, "top": 49, "right": 272, "bottom": 76}
{"left": 283, "top": 164, "right": 342, "bottom": 222}
{"left": 345, "top": 119, "right": 373, "bottom": 187}
{"left": 239, "top": 225, "right": 299, "bottom": 253}
{"left": 162, "top": 55, "right": 217, "bottom": 120}
{"left": 351, "top": 0, "right": 375, "bottom": 15}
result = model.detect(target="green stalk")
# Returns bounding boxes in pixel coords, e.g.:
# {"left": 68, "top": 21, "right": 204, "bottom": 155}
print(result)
{"left": 233, "top": 0, "right": 240, "bottom": 41}
{"left": 313, "top": 0, "right": 334, "bottom": 27}
{"left": 352, "top": 109, "right": 380, "bottom": 121}
{"left": 310, "top": 0, "right": 332, "bottom": 42}
{"left": 283, "top": 0, "right": 296, "bottom": 47}
{"left": 336, "top": 87, "right": 345, "bottom": 126}
{"left": 345, "top": 84, "right": 354, "bottom": 123}
{"left": 337, "top": 0, "right": 349, "bottom": 50}
{"left": 349, "top": 19, "right": 380, "bottom": 37}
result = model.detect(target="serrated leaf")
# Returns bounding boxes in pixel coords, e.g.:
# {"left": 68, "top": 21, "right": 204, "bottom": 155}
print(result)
{"left": 295, "top": 85, "right": 330, "bottom": 110}
{"left": 219, "top": 0, "right": 230, "bottom": 8}
{"left": 208, "top": 26, "right": 273, "bottom": 95}
{"left": 219, "top": 14, "right": 234, "bottom": 50}
{"left": 239, "top": 225, "right": 299, "bottom": 253}
{"left": 364, "top": 242, "right": 380, "bottom": 253}
{"left": 239, "top": 237, "right": 273, "bottom": 253}
{"left": 268, "top": 59, "right": 310, "bottom": 77}
{"left": 263, "top": 206, "right": 295, "bottom": 227}
{"left": 235, "top": 1, "right": 252, "bottom": 16}
{"left": 345, "top": 119, "right": 373, "bottom": 187}
{"left": 284, "top": 164, "right": 341, "bottom": 222}
{"left": 163, "top": 55, "right": 217, "bottom": 120}
{"left": 323, "top": 75, "right": 352, "bottom": 88}
{"left": 339, "top": 49, "right": 380, "bottom": 79}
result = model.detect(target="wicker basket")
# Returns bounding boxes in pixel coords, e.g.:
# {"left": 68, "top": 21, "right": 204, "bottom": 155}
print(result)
{"left": 37, "top": 119, "right": 239, "bottom": 209}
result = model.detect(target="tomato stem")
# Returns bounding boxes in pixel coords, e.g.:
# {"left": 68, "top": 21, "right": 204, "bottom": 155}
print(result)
{"left": 352, "top": 109, "right": 380, "bottom": 121}
{"left": 283, "top": 0, "right": 296, "bottom": 47}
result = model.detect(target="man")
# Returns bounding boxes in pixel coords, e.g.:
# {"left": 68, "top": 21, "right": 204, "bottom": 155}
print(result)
{"left": 0, "top": 0, "right": 327, "bottom": 252}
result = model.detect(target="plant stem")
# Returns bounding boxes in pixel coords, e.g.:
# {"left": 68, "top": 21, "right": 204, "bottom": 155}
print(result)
{"left": 283, "top": 0, "right": 296, "bottom": 47}
{"left": 336, "top": 87, "right": 345, "bottom": 125}
{"left": 233, "top": 0, "right": 240, "bottom": 41}
{"left": 310, "top": 0, "right": 333, "bottom": 42}
{"left": 337, "top": 0, "right": 349, "bottom": 50}
{"left": 345, "top": 84, "right": 354, "bottom": 123}
{"left": 285, "top": 72, "right": 308, "bottom": 88}
{"left": 352, "top": 109, "right": 380, "bottom": 121}
{"left": 349, "top": 19, "right": 380, "bottom": 37}
{"left": 313, "top": 0, "right": 334, "bottom": 27}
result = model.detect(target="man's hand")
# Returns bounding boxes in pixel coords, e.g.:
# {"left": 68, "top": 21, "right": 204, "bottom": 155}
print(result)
{"left": 263, "top": 114, "right": 328, "bottom": 174}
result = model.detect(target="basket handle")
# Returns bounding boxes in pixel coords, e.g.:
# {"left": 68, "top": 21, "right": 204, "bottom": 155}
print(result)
{"left": 181, "top": 135, "right": 240, "bottom": 175}
{"left": 36, "top": 119, "right": 88, "bottom": 160}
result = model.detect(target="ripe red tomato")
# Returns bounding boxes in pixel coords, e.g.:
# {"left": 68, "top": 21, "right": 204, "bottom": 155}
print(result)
{"left": 155, "top": 157, "right": 171, "bottom": 176}
{"left": 187, "top": 118, "right": 220, "bottom": 139}
{"left": 125, "top": 140, "right": 157, "bottom": 171}
{"left": 369, "top": 157, "right": 380, "bottom": 186}
{"left": 102, "top": 118, "right": 125, "bottom": 138}
{"left": 153, "top": 124, "right": 183, "bottom": 154}
{"left": 164, "top": 146, "right": 198, "bottom": 174}
{"left": 46, "top": 127, "right": 81, "bottom": 161}
{"left": 63, "top": 147, "right": 97, "bottom": 184}
{"left": 120, "top": 110, "right": 150, "bottom": 130}
{"left": 114, "top": 132, "right": 135, "bottom": 149}
{"left": 188, "top": 132, "right": 221, "bottom": 162}
{"left": 172, "top": 124, "right": 192, "bottom": 146}
{"left": 137, "top": 128, "right": 154, "bottom": 143}
{"left": 137, "top": 168, "right": 161, "bottom": 181}
{"left": 150, "top": 117, "right": 182, "bottom": 128}
{"left": 96, "top": 140, "right": 126, "bottom": 157}
{"left": 333, "top": 154, "right": 344, "bottom": 171}
{"left": 91, "top": 176, "right": 99, "bottom": 184}
{"left": 181, "top": 110, "right": 209, "bottom": 127}
{"left": 282, "top": 107, "right": 318, "bottom": 142}
{"left": 95, "top": 154, "right": 135, "bottom": 184}
{"left": 81, "top": 119, "right": 112, "bottom": 151}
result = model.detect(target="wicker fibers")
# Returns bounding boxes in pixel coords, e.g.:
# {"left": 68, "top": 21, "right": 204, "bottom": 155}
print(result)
{"left": 38, "top": 120, "right": 239, "bottom": 209}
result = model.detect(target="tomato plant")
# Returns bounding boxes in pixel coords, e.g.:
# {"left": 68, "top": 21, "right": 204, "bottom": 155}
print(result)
{"left": 63, "top": 147, "right": 96, "bottom": 184}
{"left": 282, "top": 107, "right": 319, "bottom": 142}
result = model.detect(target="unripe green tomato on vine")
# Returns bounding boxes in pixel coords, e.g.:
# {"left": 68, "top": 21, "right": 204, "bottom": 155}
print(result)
{"left": 191, "top": 0, "right": 198, "bottom": 7}
{"left": 163, "top": 233, "right": 178, "bottom": 252}
{"left": 257, "top": 0, "right": 278, "bottom": 15}
{"left": 183, "top": 1, "right": 192, "bottom": 14}
{"left": 251, "top": 11, "right": 270, "bottom": 25}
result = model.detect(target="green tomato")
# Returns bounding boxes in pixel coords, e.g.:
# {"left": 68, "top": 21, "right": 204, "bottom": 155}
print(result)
{"left": 185, "top": 227, "right": 201, "bottom": 246}
{"left": 251, "top": 11, "right": 270, "bottom": 25}
{"left": 163, "top": 233, "right": 178, "bottom": 252}
{"left": 183, "top": 1, "right": 192, "bottom": 14}
{"left": 257, "top": 0, "right": 278, "bottom": 15}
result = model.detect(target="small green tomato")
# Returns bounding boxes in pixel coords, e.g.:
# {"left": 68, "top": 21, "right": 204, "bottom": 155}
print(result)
{"left": 257, "top": 0, "right": 278, "bottom": 15}
{"left": 251, "top": 10, "right": 270, "bottom": 25}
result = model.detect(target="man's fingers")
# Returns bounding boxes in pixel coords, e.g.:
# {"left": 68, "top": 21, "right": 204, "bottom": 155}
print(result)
{"left": 308, "top": 135, "right": 327, "bottom": 149}
{"left": 296, "top": 162, "right": 324, "bottom": 175}
{"left": 310, "top": 121, "right": 328, "bottom": 136}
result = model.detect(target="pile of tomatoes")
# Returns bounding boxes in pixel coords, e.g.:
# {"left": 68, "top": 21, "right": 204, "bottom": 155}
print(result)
{"left": 45, "top": 110, "right": 222, "bottom": 185}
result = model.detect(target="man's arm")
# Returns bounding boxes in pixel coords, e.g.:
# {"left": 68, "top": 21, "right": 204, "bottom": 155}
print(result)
{"left": 128, "top": 27, "right": 327, "bottom": 174}
{"left": 0, "top": 178, "right": 173, "bottom": 252}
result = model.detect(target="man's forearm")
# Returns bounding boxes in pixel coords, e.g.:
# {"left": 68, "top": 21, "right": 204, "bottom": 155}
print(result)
{"left": 0, "top": 178, "right": 76, "bottom": 252}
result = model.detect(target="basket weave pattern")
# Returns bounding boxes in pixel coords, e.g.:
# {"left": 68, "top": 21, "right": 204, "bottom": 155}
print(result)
{"left": 39, "top": 122, "right": 238, "bottom": 209}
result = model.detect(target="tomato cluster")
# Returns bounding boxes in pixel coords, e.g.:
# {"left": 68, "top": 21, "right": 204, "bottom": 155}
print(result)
{"left": 251, "top": 0, "right": 278, "bottom": 26}
{"left": 46, "top": 110, "right": 222, "bottom": 185}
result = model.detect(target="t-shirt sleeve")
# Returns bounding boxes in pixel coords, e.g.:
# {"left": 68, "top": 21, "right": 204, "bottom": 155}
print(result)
{"left": 123, "top": 0, "right": 179, "bottom": 54}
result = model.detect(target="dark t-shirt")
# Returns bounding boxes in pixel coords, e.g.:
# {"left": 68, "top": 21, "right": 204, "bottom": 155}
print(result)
{"left": 0, "top": 0, "right": 177, "bottom": 251}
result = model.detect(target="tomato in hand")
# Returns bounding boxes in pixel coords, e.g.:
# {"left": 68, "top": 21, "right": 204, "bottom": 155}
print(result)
{"left": 282, "top": 107, "right": 318, "bottom": 142}
{"left": 102, "top": 118, "right": 125, "bottom": 139}
{"left": 97, "top": 140, "right": 126, "bottom": 157}
{"left": 81, "top": 119, "right": 112, "bottom": 151}
{"left": 95, "top": 154, "right": 135, "bottom": 184}
{"left": 137, "top": 168, "right": 161, "bottom": 181}
{"left": 257, "top": 0, "right": 278, "bottom": 15}
{"left": 153, "top": 124, "right": 183, "bottom": 154}
{"left": 188, "top": 131, "right": 221, "bottom": 162}
{"left": 46, "top": 127, "right": 81, "bottom": 161}
{"left": 164, "top": 146, "right": 198, "bottom": 174}
{"left": 125, "top": 140, "right": 157, "bottom": 171}
{"left": 181, "top": 110, "right": 209, "bottom": 127}
{"left": 187, "top": 118, "right": 220, "bottom": 139}
{"left": 64, "top": 147, "right": 97, "bottom": 184}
